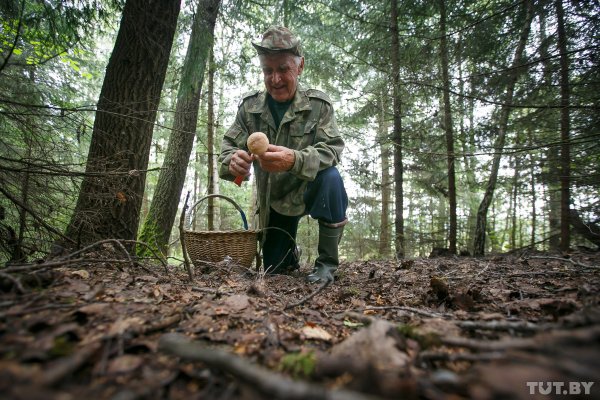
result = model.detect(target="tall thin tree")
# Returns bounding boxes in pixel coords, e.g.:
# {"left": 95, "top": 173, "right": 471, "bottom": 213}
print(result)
{"left": 138, "top": 0, "right": 221, "bottom": 254}
{"left": 555, "top": 0, "right": 571, "bottom": 252}
{"left": 473, "top": 0, "right": 534, "bottom": 256}
{"left": 390, "top": 0, "right": 405, "bottom": 258}
{"left": 377, "top": 89, "right": 392, "bottom": 258}
{"left": 439, "top": 0, "right": 457, "bottom": 254}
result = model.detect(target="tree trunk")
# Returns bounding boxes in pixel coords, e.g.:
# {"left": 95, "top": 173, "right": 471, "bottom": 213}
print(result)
{"left": 439, "top": 0, "right": 457, "bottom": 255}
{"left": 538, "top": 6, "right": 560, "bottom": 251}
{"left": 555, "top": 0, "right": 571, "bottom": 252}
{"left": 473, "top": 0, "right": 534, "bottom": 256}
{"left": 377, "top": 90, "right": 392, "bottom": 258}
{"left": 64, "top": 0, "right": 181, "bottom": 248}
{"left": 510, "top": 155, "right": 519, "bottom": 250}
{"left": 390, "top": 0, "right": 405, "bottom": 259}
{"left": 207, "top": 46, "right": 217, "bottom": 230}
{"left": 138, "top": 0, "right": 220, "bottom": 255}
{"left": 527, "top": 129, "right": 537, "bottom": 248}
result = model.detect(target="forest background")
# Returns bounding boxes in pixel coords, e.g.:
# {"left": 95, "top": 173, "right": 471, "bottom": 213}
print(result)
{"left": 1, "top": 0, "right": 598, "bottom": 267}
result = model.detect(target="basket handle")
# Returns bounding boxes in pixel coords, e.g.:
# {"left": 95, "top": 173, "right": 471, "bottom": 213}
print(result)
{"left": 188, "top": 194, "right": 249, "bottom": 230}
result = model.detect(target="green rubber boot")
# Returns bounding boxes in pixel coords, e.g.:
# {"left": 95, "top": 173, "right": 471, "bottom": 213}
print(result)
{"left": 306, "top": 220, "right": 346, "bottom": 284}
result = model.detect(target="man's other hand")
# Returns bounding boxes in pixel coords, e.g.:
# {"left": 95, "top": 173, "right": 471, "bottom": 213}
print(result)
{"left": 229, "top": 149, "right": 253, "bottom": 177}
{"left": 257, "top": 144, "right": 295, "bottom": 172}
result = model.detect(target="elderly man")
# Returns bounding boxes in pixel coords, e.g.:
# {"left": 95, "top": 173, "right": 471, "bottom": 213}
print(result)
{"left": 218, "top": 26, "right": 348, "bottom": 284}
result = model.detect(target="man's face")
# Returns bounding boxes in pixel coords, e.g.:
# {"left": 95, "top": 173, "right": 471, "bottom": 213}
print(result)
{"left": 259, "top": 52, "right": 304, "bottom": 103}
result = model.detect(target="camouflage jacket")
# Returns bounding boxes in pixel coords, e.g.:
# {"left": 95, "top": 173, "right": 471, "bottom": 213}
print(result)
{"left": 218, "top": 86, "right": 344, "bottom": 228}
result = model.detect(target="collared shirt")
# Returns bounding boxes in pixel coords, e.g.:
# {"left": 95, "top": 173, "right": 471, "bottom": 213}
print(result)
{"left": 218, "top": 86, "right": 344, "bottom": 227}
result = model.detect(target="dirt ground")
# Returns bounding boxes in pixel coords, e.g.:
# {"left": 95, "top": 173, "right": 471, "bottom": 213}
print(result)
{"left": 1, "top": 249, "right": 599, "bottom": 399}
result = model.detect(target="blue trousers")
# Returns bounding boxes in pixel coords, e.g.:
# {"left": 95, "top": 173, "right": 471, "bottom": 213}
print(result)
{"left": 263, "top": 167, "right": 348, "bottom": 271}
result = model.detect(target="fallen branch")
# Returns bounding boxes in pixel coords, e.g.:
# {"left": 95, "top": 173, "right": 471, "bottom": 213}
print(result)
{"left": 456, "top": 319, "right": 550, "bottom": 333}
{"left": 0, "top": 183, "right": 75, "bottom": 244}
{"left": 0, "top": 271, "right": 25, "bottom": 293}
{"left": 440, "top": 336, "right": 537, "bottom": 352}
{"left": 440, "top": 326, "right": 600, "bottom": 352}
{"left": 158, "top": 333, "right": 379, "bottom": 400}
{"left": 0, "top": 303, "right": 77, "bottom": 319}
{"left": 525, "top": 255, "right": 598, "bottom": 269}
{"left": 37, "top": 342, "right": 101, "bottom": 386}
{"left": 192, "top": 286, "right": 234, "bottom": 296}
{"left": 363, "top": 305, "right": 446, "bottom": 319}
{"left": 57, "top": 238, "right": 133, "bottom": 271}
{"left": 284, "top": 280, "right": 330, "bottom": 310}
{"left": 3, "top": 258, "right": 145, "bottom": 274}
{"left": 419, "top": 350, "right": 505, "bottom": 363}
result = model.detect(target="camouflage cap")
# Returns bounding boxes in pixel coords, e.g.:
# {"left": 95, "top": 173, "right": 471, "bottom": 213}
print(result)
{"left": 252, "top": 26, "right": 303, "bottom": 57}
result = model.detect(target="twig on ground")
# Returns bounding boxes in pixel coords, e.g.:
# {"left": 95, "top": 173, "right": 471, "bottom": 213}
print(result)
{"left": 127, "top": 239, "right": 169, "bottom": 274}
{"left": 419, "top": 350, "right": 505, "bottom": 363}
{"left": 159, "top": 333, "right": 378, "bottom": 400}
{"left": 343, "top": 311, "right": 376, "bottom": 325}
{"left": 0, "top": 271, "right": 25, "bottom": 293}
{"left": 57, "top": 238, "right": 133, "bottom": 271}
{"left": 363, "top": 305, "right": 446, "bottom": 319}
{"left": 0, "top": 303, "right": 77, "bottom": 319}
{"left": 284, "top": 280, "right": 330, "bottom": 310}
{"left": 3, "top": 258, "right": 152, "bottom": 274}
{"left": 456, "top": 319, "right": 550, "bottom": 333}
{"left": 192, "top": 286, "right": 234, "bottom": 296}
{"left": 525, "top": 255, "right": 598, "bottom": 269}
{"left": 37, "top": 342, "right": 102, "bottom": 386}
{"left": 440, "top": 336, "right": 537, "bottom": 351}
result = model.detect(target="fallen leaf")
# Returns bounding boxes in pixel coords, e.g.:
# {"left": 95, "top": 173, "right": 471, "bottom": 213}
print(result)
{"left": 77, "top": 303, "right": 110, "bottom": 315}
{"left": 107, "top": 355, "right": 143, "bottom": 374}
{"left": 108, "top": 317, "right": 144, "bottom": 336}
{"left": 301, "top": 325, "right": 332, "bottom": 341}
{"left": 71, "top": 270, "right": 90, "bottom": 280}
{"left": 223, "top": 294, "right": 249, "bottom": 312}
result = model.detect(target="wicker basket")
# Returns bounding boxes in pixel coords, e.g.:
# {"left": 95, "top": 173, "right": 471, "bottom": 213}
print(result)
{"left": 183, "top": 194, "right": 257, "bottom": 268}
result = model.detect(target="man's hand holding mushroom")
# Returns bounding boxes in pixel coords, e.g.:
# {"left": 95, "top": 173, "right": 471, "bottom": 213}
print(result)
{"left": 256, "top": 144, "right": 295, "bottom": 172}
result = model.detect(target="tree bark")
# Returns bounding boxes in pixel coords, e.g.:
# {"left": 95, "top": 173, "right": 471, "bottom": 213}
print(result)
{"left": 439, "top": 0, "right": 457, "bottom": 255}
{"left": 65, "top": 0, "right": 181, "bottom": 248}
{"left": 555, "top": 0, "right": 571, "bottom": 252}
{"left": 138, "top": 0, "right": 221, "bottom": 255}
{"left": 207, "top": 46, "right": 217, "bottom": 230}
{"left": 390, "top": 0, "right": 405, "bottom": 258}
{"left": 377, "top": 90, "right": 392, "bottom": 258}
{"left": 473, "top": 0, "right": 534, "bottom": 256}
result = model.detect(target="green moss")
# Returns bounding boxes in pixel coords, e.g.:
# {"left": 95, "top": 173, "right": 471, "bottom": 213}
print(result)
{"left": 343, "top": 286, "right": 361, "bottom": 297}
{"left": 396, "top": 323, "right": 441, "bottom": 349}
{"left": 49, "top": 334, "right": 75, "bottom": 357}
{"left": 278, "top": 351, "right": 316, "bottom": 379}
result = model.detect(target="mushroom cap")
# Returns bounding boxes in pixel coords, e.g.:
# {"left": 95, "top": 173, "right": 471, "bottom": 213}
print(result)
{"left": 247, "top": 131, "right": 269, "bottom": 155}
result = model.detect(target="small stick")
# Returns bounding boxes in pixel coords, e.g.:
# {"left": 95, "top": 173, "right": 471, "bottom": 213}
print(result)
{"left": 284, "top": 280, "right": 330, "bottom": 310}
{"left": 363, "top": 305, "right": 446, "bottom": 319}
{"left": 179, "top": 192, "right": 194, "bottom": 281}
{"left": 0, "top": 271, "right": 25, "bottom": 293}
{"left": 525, "top": 255, "right": 598, "bottom": 269}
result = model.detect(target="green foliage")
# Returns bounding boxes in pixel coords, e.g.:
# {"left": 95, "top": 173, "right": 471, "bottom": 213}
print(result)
{"left": 278, "top": 350, "right": 316, "bottom": 379}
{"left": 396, "top": 324, "right": 440, "bottom": 349}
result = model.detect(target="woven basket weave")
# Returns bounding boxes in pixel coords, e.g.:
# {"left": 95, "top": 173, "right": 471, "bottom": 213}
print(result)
{"left": 183, "top": 194, "right": 257, "bottom": 268}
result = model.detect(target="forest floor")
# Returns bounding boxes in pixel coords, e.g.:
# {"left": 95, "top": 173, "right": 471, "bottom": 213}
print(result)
{"left": 0, "top": 248, "right": 599, "bottom": 400}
